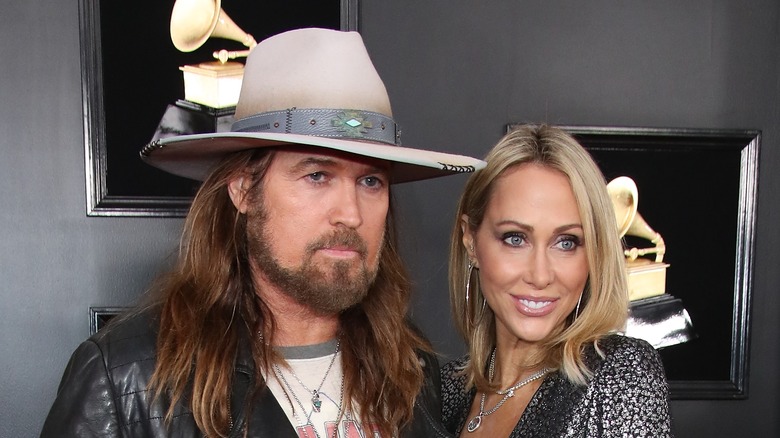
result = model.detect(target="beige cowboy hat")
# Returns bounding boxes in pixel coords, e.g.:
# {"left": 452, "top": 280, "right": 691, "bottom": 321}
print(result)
{"left": 141, "top": 27, "right": 485, "bottom": 183}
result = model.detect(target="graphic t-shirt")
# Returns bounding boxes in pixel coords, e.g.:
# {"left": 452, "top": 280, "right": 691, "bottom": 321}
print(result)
{"left": 267, "top": 340, "right": 378, "bottom": 438}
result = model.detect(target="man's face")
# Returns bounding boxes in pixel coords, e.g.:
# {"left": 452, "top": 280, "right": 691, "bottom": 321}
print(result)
{"left": 231, "top": 147, "right": 391, "bottom": 315}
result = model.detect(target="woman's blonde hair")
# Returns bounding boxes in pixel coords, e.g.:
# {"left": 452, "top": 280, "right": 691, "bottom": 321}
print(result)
{"left": 449, "top": 124, "right": 628, "bottom": 390}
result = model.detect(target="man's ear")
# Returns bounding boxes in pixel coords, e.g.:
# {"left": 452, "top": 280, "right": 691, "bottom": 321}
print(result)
{"left": 227, "top": 176, "right": 249, "bottom": 213}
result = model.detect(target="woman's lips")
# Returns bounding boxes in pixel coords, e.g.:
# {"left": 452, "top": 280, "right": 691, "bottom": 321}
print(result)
{"left": 513, "top": 295, "right": 557, "bottom": 316}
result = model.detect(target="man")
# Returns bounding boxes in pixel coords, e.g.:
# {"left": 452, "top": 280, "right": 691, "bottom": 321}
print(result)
{"left": 41, "top": 28, "right": 483, "bottom": 437}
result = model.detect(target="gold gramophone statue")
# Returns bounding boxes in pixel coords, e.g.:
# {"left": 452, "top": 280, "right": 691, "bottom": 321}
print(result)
{"left": 608, "top": 176, "right": 695, "bottom": 349}
{"left": 150, "top": 0, "right": 255, "bottom": 144}
{"left": 170, "top": 0, "right": 257, "bottom": 109}
{"left": 607, "top": 176, "right": 670, "bottom": 301}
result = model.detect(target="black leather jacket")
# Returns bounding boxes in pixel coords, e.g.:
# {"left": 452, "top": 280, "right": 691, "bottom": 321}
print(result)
{"left": 41, "top": 311, "right": 451, "bottom": 437}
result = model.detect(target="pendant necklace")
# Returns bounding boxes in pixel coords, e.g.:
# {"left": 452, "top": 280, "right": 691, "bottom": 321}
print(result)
{"left": 273, "top": 363, "right": 346, "bottom": 438}
{"left": 466, "top": 350, "right": 550, "bottom": 433}
{"left": 276, "top": 340, "right": 340, "bottom": 413}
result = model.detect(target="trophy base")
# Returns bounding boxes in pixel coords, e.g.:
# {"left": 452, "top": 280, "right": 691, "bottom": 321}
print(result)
{"left": 625, "top": 293, "right": 696, "bottom": 349}
{"left": 150, "top": 99, "right": 235, "bottom": 142}
{"left": 180, "top": 62, "right": 244, "bottom": 108}
{"left": 627, "top": 259, "right": 670, "bottom": 301}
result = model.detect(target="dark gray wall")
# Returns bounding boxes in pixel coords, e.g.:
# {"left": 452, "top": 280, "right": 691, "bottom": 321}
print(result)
{"left": 1, "top": 1, "right": 777, "bottom": 437}
{"left": 360, "top": 2, "right": 780, "bottom": 437}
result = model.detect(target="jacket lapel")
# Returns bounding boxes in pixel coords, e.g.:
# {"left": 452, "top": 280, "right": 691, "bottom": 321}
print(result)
{"left": 231, "top": 329, "right": 298, "bottom": 438}
{"left": 245, "top": 386, "right": 299, "bottom": 438}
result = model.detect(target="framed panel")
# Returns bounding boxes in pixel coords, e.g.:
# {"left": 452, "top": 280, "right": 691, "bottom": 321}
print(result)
{"left": 79, "top": 0, "right": 359, "bottom": 217}
{"left": 89, "top": 306, "right": 128, "bottom": 335}
{"left": 507, "top": 125, "right": 759, "bottom": 399}
{"left": 576, "top": 126, "right": 757, "bottom": 399}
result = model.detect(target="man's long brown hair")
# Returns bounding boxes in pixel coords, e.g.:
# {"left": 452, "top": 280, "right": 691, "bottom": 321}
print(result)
{"left": 148, "top": 149, "right": 430, "bottom": 437}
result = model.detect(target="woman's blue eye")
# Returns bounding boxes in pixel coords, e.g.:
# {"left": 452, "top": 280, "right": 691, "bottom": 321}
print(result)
{"left": 556, "top": 236, "right": 581, "bottom": 251}
{"left": 502, "top": 233, "right": 525, "bottom": 247}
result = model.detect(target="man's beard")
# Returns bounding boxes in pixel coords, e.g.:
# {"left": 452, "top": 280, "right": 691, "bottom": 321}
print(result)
{"left": 246, "top": 207, "right": 383, "bottom": 315}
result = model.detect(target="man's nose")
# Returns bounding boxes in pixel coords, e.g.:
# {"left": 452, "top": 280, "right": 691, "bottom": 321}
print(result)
{"left": 329, "top": 183, "right": 363, "bottom": 229}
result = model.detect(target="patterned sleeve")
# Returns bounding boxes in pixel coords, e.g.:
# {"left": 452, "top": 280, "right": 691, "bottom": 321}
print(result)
{"left": 591, "top": 336, "right": 673, "bottom": 438}
{"left": 440, "top": 357, "right": 471, "bottom": 435}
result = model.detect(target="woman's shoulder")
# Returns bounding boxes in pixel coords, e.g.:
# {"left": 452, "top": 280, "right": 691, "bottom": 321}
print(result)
{"left": 591, "top": 334, "right": 661, "bottom": 365}
{"left": 440, "top": 355, "right": 472, "bottom": 434}
{"left": 579, "top": 336, "right": 672, "bottom": 435}
{"left": 440, "top": 355, "right": 472, "bottom": 401}
{"left": 441, "top": 355, "right": 468, "bottom": 386}
{"left": 585, "top": 333, "right": 666, "bottom": 385}
{"left": 594, "top": 332, "right": 655, "bottom": 351}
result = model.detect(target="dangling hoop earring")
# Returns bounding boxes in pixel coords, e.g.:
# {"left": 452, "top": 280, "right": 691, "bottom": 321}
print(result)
{"left": 465, "top": 260, "right": 486, "bottom": 326}
{"left": 465, "top": 260, "right": 475, "bottom": 306}
{"left": 465, "top": 261, "right": 487, "bottom": 327}
{"left": 574, "top": 292, "right": 584, "bottom": 319}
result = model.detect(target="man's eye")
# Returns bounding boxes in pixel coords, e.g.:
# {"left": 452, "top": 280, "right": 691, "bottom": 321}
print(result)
{"left": 307, "top": 172, "right": 325, "bottom": 182}
{"left": 362, "top": 176, "right": 385, "bottom": 188}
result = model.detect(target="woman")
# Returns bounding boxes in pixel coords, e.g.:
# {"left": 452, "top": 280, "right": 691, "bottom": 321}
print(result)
{"left": 442, "top": 125, "right": 671, "bottom": 437}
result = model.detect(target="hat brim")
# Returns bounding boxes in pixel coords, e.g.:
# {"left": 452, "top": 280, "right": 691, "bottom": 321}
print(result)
{"left": 142, "top": 132, "right": 485, "bottom": 183}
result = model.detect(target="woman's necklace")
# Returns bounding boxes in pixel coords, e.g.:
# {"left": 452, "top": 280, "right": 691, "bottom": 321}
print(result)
{"left": 466, "top": 349, "right": 550, "bottom": 433}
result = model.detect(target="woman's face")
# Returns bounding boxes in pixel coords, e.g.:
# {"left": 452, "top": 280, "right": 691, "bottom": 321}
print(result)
{"left": 464, "top": 163, "right": 589, "bottom": 347}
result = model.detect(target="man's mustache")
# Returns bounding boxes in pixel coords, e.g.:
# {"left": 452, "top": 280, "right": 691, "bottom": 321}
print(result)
{"left": 307, "top": 229, "right": 368, "bottom": 257}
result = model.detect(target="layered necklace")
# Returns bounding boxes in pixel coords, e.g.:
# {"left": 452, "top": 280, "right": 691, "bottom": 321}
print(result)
{"left": 273, "top": 340, "right": 344, "bottom": 438}
{"left": 466, "top": 349, "right": 550, "bottom": 433}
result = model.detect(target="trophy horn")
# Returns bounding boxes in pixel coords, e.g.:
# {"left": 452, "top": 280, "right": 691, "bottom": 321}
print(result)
{"left": 607, "top": 176, "right": 638, "bottom": 238}
{"left": 607, "top": 176, "right": 665, "bottom": 263}
{"left": 170, "top": 0, "right": 257, "bottom": 53}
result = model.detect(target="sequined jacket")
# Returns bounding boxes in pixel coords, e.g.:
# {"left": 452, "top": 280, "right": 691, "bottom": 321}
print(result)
{"left": 41, "top": 310, "right": 450, "bottom": 437}
{"left": 441, "top": 335, "right": 672, "bottom": 438}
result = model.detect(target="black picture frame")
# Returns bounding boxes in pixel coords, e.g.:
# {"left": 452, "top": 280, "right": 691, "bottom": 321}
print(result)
{"left": 511, "top": 125, "right": 758, "bottom": 400}
{"left": 79, "top": 0, "right": 359, "bottom": 217}
{"left": 89, "top": 306, "right": 128, "bottom": 335}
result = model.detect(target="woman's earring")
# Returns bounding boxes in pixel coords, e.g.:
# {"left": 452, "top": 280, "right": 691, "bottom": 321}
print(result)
{"left": 466, "top": 259, "right": 484, "bottom": 326}
{"left": 465, "top": 242, "right": 476, "bottom": 304}
{"left": 465, "top": 260, "right": 475, "bottom": 305}
{"left": 574, "top": 292, "right": 584, "bottom": 319}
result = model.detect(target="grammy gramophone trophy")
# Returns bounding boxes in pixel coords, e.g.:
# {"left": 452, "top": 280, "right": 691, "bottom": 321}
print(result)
{"left": 150, "top": 0, "right": 256, "bottom": 143}
{"left": 171, "top": 0, "right": 256, "bottom": 109}
{"left": 608, "top": 176, "right": 695, "bottom": 348}
{"left": 608, "top": 176, "right": 670, "bottom": 301}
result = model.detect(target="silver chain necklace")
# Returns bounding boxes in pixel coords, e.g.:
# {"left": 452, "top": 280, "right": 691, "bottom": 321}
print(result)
{"left": 281, "top": 340, "right": 340, "bottom": 413}
{"left": 272, "top": 340, "right": 344, "bottom": 438}
{"left": 466, "top": 349, "right": 550, "bottom": 433}
{"left": 274, "top": 363, "right": 346, "bottom": 438}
